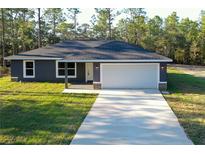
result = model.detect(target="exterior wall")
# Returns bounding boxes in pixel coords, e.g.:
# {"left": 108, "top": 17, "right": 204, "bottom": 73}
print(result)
{"left": 11, "top": 60, "right": 168, "bottom": 90}
{"left": 11, "top": 60, "right": 23, "bottom": 79}
{"left": 93, "top": 62, "right": 168, "bottom": 90}
{"left": 11, "top": 60, "right": 85, "bottom": 83}
{"left": 159, "top": 62, "right": 167, "bottom": 90}
{"left": 93, "top": 62, "right": 101, "bottom": 89}
{"left": 93, "top": 62, "right": 100, "bottom": 82}
{"left": 93, "top": 62, "right": 168, "bottom": 83}
{"left": 159, "top": 63, "right": 167, "bottom": 82}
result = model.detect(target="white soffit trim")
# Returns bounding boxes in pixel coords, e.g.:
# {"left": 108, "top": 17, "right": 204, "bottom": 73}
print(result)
{"left": 60, "top": 59, "right": 173, "bottom": 63}
{"left": 5, "top": 57, "right": 63, "bottom": 60}
{"left": 5, "top": 57, "right": 172, "bottom": 62}
{"left": 101, "top": 63, "right": 160, "bottom": 66}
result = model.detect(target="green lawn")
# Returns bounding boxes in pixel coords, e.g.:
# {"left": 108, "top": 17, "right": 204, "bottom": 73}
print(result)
{"left": 1, "top": 69, "right": 205, "bottom": 145}
{"left": 164, "top": 67, "right": 205, "bottom": 145}
{"left": 0, "top": 77, "right": 97, "bottom": 144}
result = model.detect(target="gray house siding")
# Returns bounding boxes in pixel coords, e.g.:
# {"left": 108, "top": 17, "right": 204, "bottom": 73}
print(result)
{"left": 35, "top": 60, "right": 56, "bottom": 82}
{"left": 159, "top": 63, "right": 167, "bottom": 82}
{"left": 11, "top": 60, "right": 85, "bottom": 83}
{"left": 11, "top": 60, "right": 23, "bottom": 79}
{"left": 11, "top": 61, "right": 167, "bottom": 86}
{"left": 93, "top": 62, "right": 100, "bottom": 82}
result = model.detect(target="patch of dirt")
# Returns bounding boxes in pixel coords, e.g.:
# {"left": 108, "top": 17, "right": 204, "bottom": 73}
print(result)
{"left": 169, "top": 64, "right": 205, "bottom": 79}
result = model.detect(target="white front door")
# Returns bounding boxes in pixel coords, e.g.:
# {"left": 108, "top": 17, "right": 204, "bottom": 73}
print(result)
{"left": 86, "top": 63, "right": 93, "bottom": 82}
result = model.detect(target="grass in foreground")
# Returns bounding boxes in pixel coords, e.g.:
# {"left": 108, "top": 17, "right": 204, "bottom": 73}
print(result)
{"left": 0, "top": 77, "right": 97, "bottom": 144}
{"left": 164, "top": 67, "right": 205, "bottom": 145}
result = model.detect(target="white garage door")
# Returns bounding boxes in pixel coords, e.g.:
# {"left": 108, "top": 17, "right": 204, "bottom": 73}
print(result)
{"left": 101, "top": 63, "right": 159, "bottom": 89}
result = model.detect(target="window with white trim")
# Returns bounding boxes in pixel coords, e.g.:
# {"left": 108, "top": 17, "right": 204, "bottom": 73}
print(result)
{"left": 23, "top": 60, "right": 35, "bottom": 78}
{"left": 56, "top": 62, "right": 76, "bottom": 78}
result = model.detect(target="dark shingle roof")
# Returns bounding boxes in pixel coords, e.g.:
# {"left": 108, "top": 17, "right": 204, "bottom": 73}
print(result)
{"left": 5, "top": 40, "right": 172, "bottom": 62}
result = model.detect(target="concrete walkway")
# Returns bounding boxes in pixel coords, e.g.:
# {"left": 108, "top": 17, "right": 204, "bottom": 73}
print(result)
{"left": 71, "top": 89, "right": 192, "bottom": 145}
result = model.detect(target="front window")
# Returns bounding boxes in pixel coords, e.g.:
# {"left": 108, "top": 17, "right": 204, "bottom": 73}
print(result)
{"left": 56, "top": 62, "right": 76, "bottom": 78}
{"left": 23, "top": 60, "right": 35, "bottom": 78}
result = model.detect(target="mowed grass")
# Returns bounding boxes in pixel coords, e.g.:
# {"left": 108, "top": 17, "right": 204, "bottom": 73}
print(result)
{"left": 164, "top": 67, "right": 205, "bottom": 145}
{"left": 0, "top": 77, "right": 97, "bottom": 144}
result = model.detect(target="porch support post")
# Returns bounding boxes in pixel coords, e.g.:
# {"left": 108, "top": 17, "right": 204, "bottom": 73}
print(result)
{"left": 65, "top": 62, "right": 68, "bottom": 89}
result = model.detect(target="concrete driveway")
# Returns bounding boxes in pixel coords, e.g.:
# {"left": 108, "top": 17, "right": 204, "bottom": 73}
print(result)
{"left": 71, "top": 89, "right": 192, "bottom": 145}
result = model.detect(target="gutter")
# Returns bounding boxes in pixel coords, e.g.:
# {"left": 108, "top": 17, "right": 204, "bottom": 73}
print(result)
{"left": 4, "top": 57, "right": 173, "bottom": 63}
{"left": 4, "top": 57, "right": 63, "bottom": 60}
{"left": 59, "top": 59, "right": 173, "bottom": 63}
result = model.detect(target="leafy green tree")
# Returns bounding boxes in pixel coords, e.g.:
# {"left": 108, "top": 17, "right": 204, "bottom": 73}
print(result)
{"left": 178, "top": 18, "right": 199, "bottom": 64}
{"left": 18, "top": 9, "right": 36, "bottom": 52}
{"left": 56, "top": 22, "right": 73, "bottom": 40}
{"left": 123, "top": 8, "right": 147, "bottom": 46}
{"left": 8, "top": 9, "right": 21, "bottom": 54}
{"left": 144, "top": 16, "right": 163, "bottom": 51}
{"left": 1, "top": 8, "right": 5, "bottom": 66}
{"left": 43, "top": 8, "right": 65, "bottom": 43}
{"left": 67, "top": 8, "right": 81, "bottom": 38}
{"left": 164, "top": 12, "right": 180, "bottom": 59}
{"left": 1, "top": 8, "right": 205, "bottom": 66}
{"left": 190, "top": 40, "right": 203, "bottom": 64}
{"left": 199, "top": 10, "right": 205, "bottom": 64}
{"left": 92, "top": 9, "right": 109, "bottom": 39}
{"left": 37, "top": 8, "right": 42, "bottom": 48}
{"left": 115, "top": 19, "right": 129, "bottom": 41}
{"left": 92, "top": 8, "right": 118, "bottom": 39}
{"left": 77, "top": 23, "right": 91, "bottom": 39}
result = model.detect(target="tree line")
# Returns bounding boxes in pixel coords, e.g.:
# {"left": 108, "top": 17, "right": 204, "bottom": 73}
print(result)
{"left": 1, "top": 8, "right": 205, "bottom": 66}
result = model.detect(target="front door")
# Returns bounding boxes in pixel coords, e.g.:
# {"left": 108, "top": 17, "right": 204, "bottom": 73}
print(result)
{"left": 86, "top": 63, "right": 93, "bottom": 82}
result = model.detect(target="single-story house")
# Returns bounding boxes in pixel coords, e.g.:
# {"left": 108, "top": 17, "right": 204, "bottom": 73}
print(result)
{"left": 5, "top": 40, "right": 172, "bottom": 90}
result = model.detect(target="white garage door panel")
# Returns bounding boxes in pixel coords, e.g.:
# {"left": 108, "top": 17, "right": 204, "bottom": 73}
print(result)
{"left": 101, "top": 64, "right": 159, "bottom": 89}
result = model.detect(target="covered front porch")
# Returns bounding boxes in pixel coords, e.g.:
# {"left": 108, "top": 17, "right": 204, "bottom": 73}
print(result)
{"left": 62, "top": 62, "right": 100, "bottom": 93}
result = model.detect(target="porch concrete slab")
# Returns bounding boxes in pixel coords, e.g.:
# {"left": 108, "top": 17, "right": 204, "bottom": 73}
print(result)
{"left": 69, "top": 84, "right": 94, "bottom": 90}
{"left": 63, "top": 89, "right": 100, "bottom": 94}
{"left": 71, "top": 89, "right": 193, "bottom": 145}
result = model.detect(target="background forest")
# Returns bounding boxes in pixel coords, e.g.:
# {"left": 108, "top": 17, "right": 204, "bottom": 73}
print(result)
{"left": 0, "top": 8, "right": 205, "bottom": 66}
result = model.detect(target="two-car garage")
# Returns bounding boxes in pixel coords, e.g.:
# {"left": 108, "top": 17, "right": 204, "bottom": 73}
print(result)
{"left": 100, "top": 63, "right": 159, "bottom": 89}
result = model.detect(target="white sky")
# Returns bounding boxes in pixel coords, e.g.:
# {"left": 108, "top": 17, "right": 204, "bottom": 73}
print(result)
{"left": 77, "top": 8, "right": 203, "bottom": 25}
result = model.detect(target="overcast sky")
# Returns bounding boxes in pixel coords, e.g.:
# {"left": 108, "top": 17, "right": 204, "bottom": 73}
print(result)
{"left": 76, "top": 8, "right": 203, "bottom": 25}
